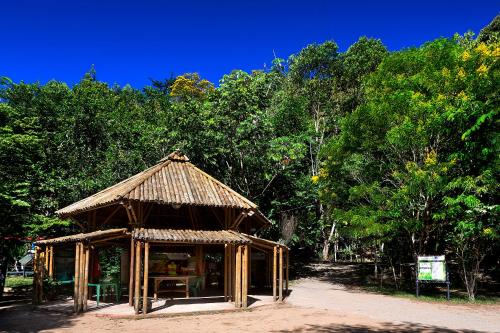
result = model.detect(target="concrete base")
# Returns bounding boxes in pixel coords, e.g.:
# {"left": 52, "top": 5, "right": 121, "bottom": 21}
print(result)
{"left": 36, "top": 294, "right": 276, "bottom": 317}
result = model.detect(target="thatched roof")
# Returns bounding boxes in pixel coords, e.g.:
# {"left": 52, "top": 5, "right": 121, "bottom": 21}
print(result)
{"left": 35, "top": 228, "right": 129, "bottom": 245}
{"left": 132, "top": 228, "right": 251, "bottom": 244}
{"left": 56, "top": 151, "right": 265, "bottom": 220}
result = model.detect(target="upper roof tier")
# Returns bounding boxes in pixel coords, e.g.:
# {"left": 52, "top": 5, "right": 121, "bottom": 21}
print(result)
{"left": 56, "top": 150, "right": 265, "bottom": 220}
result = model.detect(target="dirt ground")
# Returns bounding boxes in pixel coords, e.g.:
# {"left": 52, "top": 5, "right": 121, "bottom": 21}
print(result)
{"left": 1, "top": 264, "right": 499, "bottom": 333}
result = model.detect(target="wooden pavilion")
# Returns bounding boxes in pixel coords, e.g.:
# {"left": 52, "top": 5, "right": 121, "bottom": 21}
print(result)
{"left": 33, "top": 150, "right": 289, "bottom": 315}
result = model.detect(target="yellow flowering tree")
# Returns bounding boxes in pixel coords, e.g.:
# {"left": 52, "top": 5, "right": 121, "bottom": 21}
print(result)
{"left": 321, "top": 35, "right": 499, "bottom": 299}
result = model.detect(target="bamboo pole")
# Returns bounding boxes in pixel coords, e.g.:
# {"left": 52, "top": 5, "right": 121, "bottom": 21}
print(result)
{"left": 83, "top": 246, "right": 90, "bottom": 311}
{"left": 134, "top": 241, "right": 141, "bottom": 314}
{"left": 279, "top": 247, "right": 283, "bottom": 302}
{"left": 48, "top": 246, "right": 54, "bottom": 278}
{"left": 44, "top": 247, "right": 49, "bottom": 271}
{"left": 33, "top": 246, "right": 42, "bottom": 304}
{"left": 231, "top": 245, "right": 235, "bottom": 301}
{"left": 273, "top": 246, "right": 277, "bottom": 301}
{"left": 143, "top": 242, "right": 149, "bottom": 314}
{"left": 128, "top": 238, "right": 135, "bottom": 306}
{"left": 224, "top": 244, "right": 228, "bottom": 301}
{"left": 242, "top": 245, "right": 248, "bottom": 308}
{"left": 74, "top": 243, "right": 80, "bottom": 312}
{"left": 78, "top": 243, "right": 85, "bottom": 312}
{"left": 235, "top": 245, "right": 241, "bottom": 308}
{"left": 228, "top": 244, "right": 233, "bottom": 302}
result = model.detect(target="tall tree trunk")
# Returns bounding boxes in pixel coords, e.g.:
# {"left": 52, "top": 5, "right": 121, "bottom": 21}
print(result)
{"left": 321, "top": 220, "right": 336, "bottom": 261}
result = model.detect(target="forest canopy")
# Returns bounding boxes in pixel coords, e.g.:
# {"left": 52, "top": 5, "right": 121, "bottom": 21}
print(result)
{"left": 1, "top": 15, "right": 498, "bottom": 300}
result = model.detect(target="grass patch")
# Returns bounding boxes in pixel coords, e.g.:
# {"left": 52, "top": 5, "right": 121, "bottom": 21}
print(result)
{"left": 4, "top": 276, "right": 33, "bottom": 288}
{"left": 362, "top": 285, "right": 500, "bottom": 304}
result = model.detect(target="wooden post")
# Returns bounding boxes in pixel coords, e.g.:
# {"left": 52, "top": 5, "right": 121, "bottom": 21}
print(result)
{"left": 74, "top": 243, "right": 80, "bottom": 312}
{"left": 48, "top": 246, "right": 54, "bottom": 278}
{"left": 224, "top": 244, "right": 228, "bottom": 301}
{"left": 279, "top": 247, "right": 283, "bottom": 302}
{"left": 134, "top": 241, "right": 141, "bottom": 314}
{"left": 235, "top": 245, "right": 241, "bottom": 308}
{"left": 83, "top": 246, "right": 90, "bottom": 311}
{"left": 273, "top": 246, "right": 277, "bottom": 301}
{"left": 78, "top": 243, "right": 85, "bottom": 312}
{"left": 242, "top": 245, "right": 248, "bottom": 308}
{"left": 143, "top": 242, "right": 149, "bottom": 314}
{"left": 231, "top": 245, "right": 236, "bottom": 301}
{"left": 44, "top": 246, "right": 49, "bottom": 271}
{"left": 128, "top": 238, "right": 135, "bottom": 306}
{"left": 33, "top": 246, "right": 42, "bottom": 304}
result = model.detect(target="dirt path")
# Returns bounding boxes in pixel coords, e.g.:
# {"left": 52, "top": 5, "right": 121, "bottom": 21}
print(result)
{"left": 287, "top": 278, "right": 500, "bottom": 332}
{"left": 1, "top": 267, "right": 499, "bottom": 332}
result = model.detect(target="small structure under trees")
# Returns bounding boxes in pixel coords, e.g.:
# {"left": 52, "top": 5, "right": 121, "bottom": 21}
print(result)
{"left": 33, "top": 150, "right": 289, "bottom": 314}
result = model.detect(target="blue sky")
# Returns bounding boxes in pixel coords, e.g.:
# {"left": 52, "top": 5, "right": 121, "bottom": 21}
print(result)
{"left": 2, "top": 1, "right": 498, "bottom": 88}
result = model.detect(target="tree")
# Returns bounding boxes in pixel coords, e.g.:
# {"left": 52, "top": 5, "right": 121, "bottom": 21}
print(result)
{"left": 321, "top": 36, "right": 499, "bottom": 299}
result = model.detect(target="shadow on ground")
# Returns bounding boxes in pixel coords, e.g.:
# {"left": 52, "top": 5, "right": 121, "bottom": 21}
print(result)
{"left": 272, "top": 321, "right": 484, "bottom": 333}
{"left": 0, "top": 305, "right": 78, "bottom": 333}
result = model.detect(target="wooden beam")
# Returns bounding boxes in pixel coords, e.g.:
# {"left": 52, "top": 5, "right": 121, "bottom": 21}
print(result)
{"left": 242, "top": 245, "right": 248, "bottom": 308}
{"left": 89, "top": 234, "right": 129, "bottom": 245}
{"left": 211, "top": 207, "right": 225, "bottom": 228}
{"left": 124, "top": 204, "right": 134, "bottom": 226}
{"left": 134, "top": 241, "right": 141, "bottom": 314}
{"left": 83, "top": 246, "right": 90, "bottom": 311}
{"left": 235, "top": 245, "right": 241, "bottom": 308}
{"left": 143, "top": 203, "right": 154, "bottom": 224}
{"left": 74, "top": 243, "right": 80, "bottom": 312}
{"left": 279, "top": 247, "right": 283, "bottom": 302}
{"left": 188, "top": 206, "right": 196, "bottom": 229}
{"left": 273, "top": 246, "right": 277, "bottom": 301}
{"left": 101, "top": 205, "right": 122, "bottom": 226}
{"left": 128, "top": 238, "right": 135, "bottom": 306}
{"left": 143, "top": 242, "right": 149, "bottom": 314}
{"left": 128, "top": 203, "right": 138, "bottom": 225}
{"left": 230, "top": 211, "right": 248, "bottom": 230}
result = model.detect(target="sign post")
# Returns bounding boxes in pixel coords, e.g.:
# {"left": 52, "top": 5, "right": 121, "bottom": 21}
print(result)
{"left": 416, "top": 255, "right": 450, "bottom": 300}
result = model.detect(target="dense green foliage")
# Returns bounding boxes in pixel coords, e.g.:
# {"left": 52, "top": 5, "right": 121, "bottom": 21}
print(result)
{"left": 1, "top": 16, "right": 498, "bottom": 300}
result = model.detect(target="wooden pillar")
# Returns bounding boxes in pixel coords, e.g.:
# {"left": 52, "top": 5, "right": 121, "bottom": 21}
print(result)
{"left": 73, "top": 243, "right": 80, "bottom": 312}
{"left": 48, "top": 246, "right": 54, "bottom": 278}
{"left": 33, "top": 246, "right": 43, "bottom": 304}
{"left": 224, "top": 244, "right": 228, "bottom": 301}
{"left": 128, "top": 238, "right": 135, "bottom": 306}
{"left": 83, "top": 246, "right": 90, "bottom": 311}
{"left": 273, "top": 246, "right": 277, "bottom": 301}
{"left": 143, "top": 242, "right": 149, "bottom": 314}
{"left": 286, "top": 248, "right": 289, "bottom": 294}
{"left": 228, "top": 244, "right": 233, "bottom": 302}
{"left": 78, "top": 243, "right": 85, "bottom": 312}
{"left": 279, "top": 247, "right": 283, "bottom": 302}
{"left": 134, "top": 241, "right": 141, "bottom": 314}
{"left": 231, "top": 245, "right": 236, "bottom": 301}
{"left": 242, "top": 245, "right": 248, "bottom": 308}
{"left": 235, "top": 245, "right": 241, "bottom": 308}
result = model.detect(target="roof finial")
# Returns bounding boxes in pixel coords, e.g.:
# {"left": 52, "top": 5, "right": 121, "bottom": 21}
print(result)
{"left": 160, "top": 149, "right": 189, "bottom": 162}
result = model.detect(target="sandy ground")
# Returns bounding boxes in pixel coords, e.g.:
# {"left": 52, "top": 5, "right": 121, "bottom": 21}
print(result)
{"left": 1, "top": 277, "right": 499, "bottom": 332}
